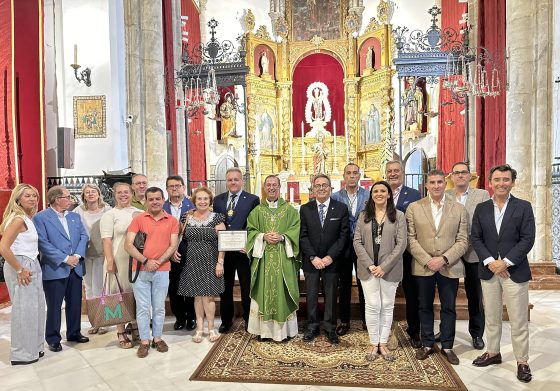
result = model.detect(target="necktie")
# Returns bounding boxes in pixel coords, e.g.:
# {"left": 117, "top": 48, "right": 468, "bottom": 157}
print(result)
{"left": 319, "top": 203, "right": 325, "bottom": 226}
{"left": 228, "top": 194, "right": 237, "bottom": 211}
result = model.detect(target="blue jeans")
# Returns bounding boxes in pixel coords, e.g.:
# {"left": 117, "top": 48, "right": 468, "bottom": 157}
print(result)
{"left": 133, "top": 271, "right": 169, "bottom": 341}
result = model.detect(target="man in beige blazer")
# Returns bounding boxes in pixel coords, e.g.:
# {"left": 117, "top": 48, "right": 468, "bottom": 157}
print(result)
{"left": 446, "top": 162, "right": 490, "bottom": 350}
{"left": 406, "top": 169, "right": 468, "bottom": 365}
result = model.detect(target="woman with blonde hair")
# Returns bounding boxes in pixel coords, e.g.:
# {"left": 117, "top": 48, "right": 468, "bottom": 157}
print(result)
{"left": 0, "top": 184, "right": 45, "bottom": 365}
{"left": 75, "top": 184, "right": 112, "bottom": 334}
{"left": 176, "top": 187, "right": 226, "bottom": 343}
{"left": 99, "top": 182, "right": 143, "bottom": 348}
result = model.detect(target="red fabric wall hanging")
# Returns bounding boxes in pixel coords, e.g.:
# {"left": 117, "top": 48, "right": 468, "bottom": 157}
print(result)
{"left": 182, "top": 0, "right": 206, "bottom": 183}
{"left": 436, "top": 0, "right": 467, "bottom": 173}
{"left": 475, "top": 0, "right": 506, "bottom": 189}
{"left": 292, "top": 53, "right": 344, "bottom": 137}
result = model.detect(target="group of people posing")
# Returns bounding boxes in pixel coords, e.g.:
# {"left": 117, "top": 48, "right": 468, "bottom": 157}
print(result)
{"left": 0, "top": 161, "right": 535, "bottom": 383}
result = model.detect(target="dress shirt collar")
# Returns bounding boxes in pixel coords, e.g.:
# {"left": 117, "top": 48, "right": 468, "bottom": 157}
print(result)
{"left": 51, "top": 207, "right": 68, "bottom": 218}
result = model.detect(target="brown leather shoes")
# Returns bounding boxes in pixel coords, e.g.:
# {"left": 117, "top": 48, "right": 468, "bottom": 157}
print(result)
{"left": 415, "top": 346, "right": 435, "bottom": 360}
{"left": 517, "top": 363, "right": 532, "bottom": 383}
{"left": 472, "top": 352, "right": 502, "bottom": 367}
{"left": 441, "top": 349, "right": 459, "bottom": 365}
{"left": 137, "top": 343, "right": 150, "bottom": 358}
{"left": 151, "top": 338, "right": 168, "bottom": 353}
{"left": 335, "top": 323, "right": 350, "bottom": 336}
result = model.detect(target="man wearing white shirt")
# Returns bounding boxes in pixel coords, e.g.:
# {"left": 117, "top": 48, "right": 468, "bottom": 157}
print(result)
{"left": 446, "top": 162, "right": 490, "bottom": 350}
{"left": 471, "top": 165, "right": 535, "bottom": 383}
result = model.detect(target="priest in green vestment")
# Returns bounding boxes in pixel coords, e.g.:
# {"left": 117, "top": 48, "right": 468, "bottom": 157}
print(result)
{"left": 246, "top": 175, "right": 301, "bottom": 341}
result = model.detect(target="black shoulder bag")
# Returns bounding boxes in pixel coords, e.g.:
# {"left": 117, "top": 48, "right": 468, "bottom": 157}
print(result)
{"left": 128, "top": 231, "right": 147, "bottom": 283}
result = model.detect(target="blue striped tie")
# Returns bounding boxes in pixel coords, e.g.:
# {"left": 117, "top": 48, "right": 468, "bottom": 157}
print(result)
{"left": 319, "top": 203, "right": 325, "bottom": 226}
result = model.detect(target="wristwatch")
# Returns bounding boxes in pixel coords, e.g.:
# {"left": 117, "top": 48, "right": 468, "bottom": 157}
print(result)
{"left": 141, "top": 257, "right": 148, "bottom": 265}
{"left": 309, "top": 256, "right": 315, "bottom": 261}
{"left": 442, "top": 256, "right": 449, "bottom": 265}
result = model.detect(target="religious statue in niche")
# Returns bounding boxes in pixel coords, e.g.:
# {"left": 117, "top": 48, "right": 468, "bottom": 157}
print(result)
{"left": 259, "top": 51, "right": 270, "bottom": 78}
{"left": 404, "top": 76, "right": 425, "bottom": 131}
{"left": 363, "top": 46, "right": 376, "bottom": 76}
{"left": 362, "top": 103, "right": 380, "bottom": 145}
{"left": 304, "top": 81, "right": 332, "bottom": 138}
{"left": 220, "top": 94, "right": 240, "bottom": 142}
{"left": 312, "top": 131, "right": 329, "bottom": 175}
{"left": 258, "top": 109, "right": 277, "bottom": 150}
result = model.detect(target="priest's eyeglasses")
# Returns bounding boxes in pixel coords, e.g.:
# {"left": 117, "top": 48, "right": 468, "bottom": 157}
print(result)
{"left": 313, "top": 184, "right": 331, "bottom": 190}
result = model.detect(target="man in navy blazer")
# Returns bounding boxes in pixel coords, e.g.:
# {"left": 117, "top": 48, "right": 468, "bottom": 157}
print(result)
{"left": 34, "top": 186, "right": 89, "bottom": 352}
{"left": 300, "top": 174, "right": 349, "bottom": 344}
{"left": 471, "top": 165, "right": 535, "bottom": 383}
{"left": 385, "top": 160, "right": 422, "bottom": 347}
{"left": 213, "top": 167, "right": 259, "bottom": 332}
{"left": 163, "top": 175, "right": 195, "bottom": 331}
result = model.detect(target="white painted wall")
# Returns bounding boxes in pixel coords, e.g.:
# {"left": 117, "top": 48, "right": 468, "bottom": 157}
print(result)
{"left": 54, "top": 0, "right": 128, "bottom": 177}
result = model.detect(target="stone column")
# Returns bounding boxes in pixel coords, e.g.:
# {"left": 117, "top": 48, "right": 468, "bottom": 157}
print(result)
{"left": 506, "top": 0, "right": 553, "bottom": 262}
{"left": 124, "top": 0, "right": 168, "bottom": 185}
{"left": 173, "top": 0, "right": 187, "bottom": 179}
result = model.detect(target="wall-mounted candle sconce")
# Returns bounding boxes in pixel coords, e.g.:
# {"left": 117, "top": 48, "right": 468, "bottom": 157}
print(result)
{"left": 70, "top": 44, "right": 91, "bottom": 87}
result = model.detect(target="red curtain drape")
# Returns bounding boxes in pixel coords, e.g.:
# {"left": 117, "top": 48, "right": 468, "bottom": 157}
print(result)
{"left": 437, "top": 0, "right": 467, "bottom": 172}
{"left": 475, "top": 0, "right": 506, "bottom": 190}
{"left": 163, "top": 0, "right": 177, "bottom": 174}
{"left": 182, "top": 0, "right": 205, "bottom": 182}
{"left": 292, "top": 53, "right": 344, "bottom": 137}
{"left": 0, "top": 0, "right": 15, "bottom": 190}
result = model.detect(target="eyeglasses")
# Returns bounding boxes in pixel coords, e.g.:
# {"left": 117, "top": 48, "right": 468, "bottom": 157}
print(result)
{"left": 452, "top": 170, "right": 470, "bottom": 175}
{"left": 313, "top": 184, "right": 331, "bottom": 190}
{"left": 167, "top": 184, "right": 183, "bottom": 189}
{"left": 57, "top": 195, "right": 71, "bottom": 200}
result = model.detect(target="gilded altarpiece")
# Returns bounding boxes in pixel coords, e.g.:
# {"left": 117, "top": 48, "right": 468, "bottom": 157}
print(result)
{"left": 243, "top": 3, "right": 394, "bottom": 198}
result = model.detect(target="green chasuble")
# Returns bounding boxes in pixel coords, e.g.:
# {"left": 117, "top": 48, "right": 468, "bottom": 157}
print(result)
{"left": 246, "top": 198, "right": 301, "bottom": 324}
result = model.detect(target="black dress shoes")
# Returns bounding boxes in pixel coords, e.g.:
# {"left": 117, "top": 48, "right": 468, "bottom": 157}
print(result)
{"left": 186, "top": 319, "right": 197, "bottom": 331}
{"left": 174, "top": 320, "right": 186, "bottom": 330}
{"left": 472, "top": 337, "right": 485, "bottom": 350}
{"left": 415, "top": 346, "right": 435, "bottom": 360}
{"left": 303, "top": 328, "right": 319, "bottom": 342}
{"left": 441, "top": 349, "right": 460, "bottom": 365}
{"left": 11, "top": 358, "right": 39, "bottom": 366}
{"left": 218, "top": 322, "right": 232, "bottom": 333}
{"left": 409, "top": 333, "right": 422, "bottom": 349}
{"left": 67, "top": 334, "right": 89, "bottom": 343}
{"left": 48, "top": 343, "right": 62, "bottom": 352}
{"left": 472, "top": 352, "right": 502, "bottom": 367}
{"left": 39, "top": 351, "right": 45, "bottom": 358}
{"left": 327, "top": 330, "right": 340, "bottom": 344}
{"left": 335, "top": 323, "right": 350, "bottom": 336}
{"left": 517, "top": 363, "right": 532, "bottom": 383}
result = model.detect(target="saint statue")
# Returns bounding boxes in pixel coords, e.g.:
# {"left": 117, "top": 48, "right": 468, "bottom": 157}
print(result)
{"left": 304, "top": 82, "right": 331, "bottom": 137}
{"left": 312, "top": 131, "right": 328, "bottom": 175}
{"left": 220, "top": 94, "right": 238, "bottom": 141}
{"left": 260, "top": 51, "right": 269, "bottom": 77}
{"left": 404, "top": 77, "right": 425, "bottom": 131}
{"left": 366, "top": 104, "right": 381, "bottom": 144}
{"left": 312, "top": 88, "right": 325, "bottom": 121}
{"left": 258, "top": 110, "right": 275, "bottom": 150}
{"left": 365, "top": 46, "right": 374, "bottom": 70}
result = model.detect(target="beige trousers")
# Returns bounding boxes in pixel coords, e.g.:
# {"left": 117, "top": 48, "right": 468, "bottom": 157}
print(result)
{"left": 481, "top": 275, "right": 529, "bottom": 362}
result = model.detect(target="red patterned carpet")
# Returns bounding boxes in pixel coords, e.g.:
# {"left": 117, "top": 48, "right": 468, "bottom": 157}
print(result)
{"left": 191, "top": 320, "right": 467, "bottom": 390}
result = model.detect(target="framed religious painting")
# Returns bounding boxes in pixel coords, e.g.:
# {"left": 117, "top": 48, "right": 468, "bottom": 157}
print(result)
{"left": 289, "top": 0, "right": 344, "bottom": 41}
{"left": 73, "top": 95, "right": 107, "bottom": 138}
{"left": 256, "top": 103, "right": 278, "bottom": 152}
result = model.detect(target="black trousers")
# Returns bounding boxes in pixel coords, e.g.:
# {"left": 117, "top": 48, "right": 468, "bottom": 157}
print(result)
{"left": 416, "top": 272, "right": 459, "bottom": 349}
{"left": 304, "top": 271, "right": 338, "bottom": 332}
{"left": 220, "top": 251, "right": 251, "bottom": 325}
{"left": 337, "top": 247, "right": 365, "bottom": 323}
{"left": 463, "top": 259, "right": 485, "bottom": 338}
{"left": 402, "top": 250, "right": 420, "bottom": 336}
{"left": 43, "top": 270, "right": 82, "bottom": 345}
{"left": 168, "top": 260, "right": 195, "bottom": 323}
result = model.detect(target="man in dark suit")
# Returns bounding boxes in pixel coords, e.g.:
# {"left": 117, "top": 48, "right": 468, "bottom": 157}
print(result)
{"left": 471, "top": 165, "right": 535, "bottom": 383}
{"left": 33, "top": 186, "right": 89, "bottom": 352}
{"left": 300, "top": 174, "right": 349, "bottom": 344}
{"left": 163, "top": 175, "right": 195, "bottom": 331}
{"left": 213, "top": 167, "right": 260, "bottom": 333}
{"left": 385, "top": 160, "right": 422, "bottom": 348}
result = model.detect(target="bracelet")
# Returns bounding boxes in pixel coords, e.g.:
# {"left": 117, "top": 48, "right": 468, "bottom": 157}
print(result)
{"left": 17, "top": 268, "right": 24, "bottom": 274}
{"left": 217, "top": 259, "right": 224, "bottom": 265}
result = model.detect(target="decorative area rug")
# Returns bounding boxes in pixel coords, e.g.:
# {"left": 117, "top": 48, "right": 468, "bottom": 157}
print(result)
{"left": 190, "top": 320, "right": 468, "bottom": 390}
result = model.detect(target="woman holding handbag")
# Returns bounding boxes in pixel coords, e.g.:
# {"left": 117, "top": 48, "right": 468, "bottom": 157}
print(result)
{"left": 75, "top": 184, "right": 111, "bottom": 335}
{"left": 353, "top": 180, "right": 407, "bottom": 362}
{"left": 176, "top": 187, "right": 226, "bottom": 343}
{"left": 0, "top": 184, "right": 44, "bottom": 365}
{"left": 99, "top": 182, "right": 143, "bottom": 348}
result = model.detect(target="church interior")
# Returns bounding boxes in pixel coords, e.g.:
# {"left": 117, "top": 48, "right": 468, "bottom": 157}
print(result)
{"left": 1, "top": 0, "right": 560, "bottom": 390}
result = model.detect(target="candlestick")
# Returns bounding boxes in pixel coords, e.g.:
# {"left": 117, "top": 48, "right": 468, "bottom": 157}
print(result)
{"left": 289, "top": 187, "right": 294, "bottom": 204}
{"left": 344, "top": 119, "right": 349, "bottom": 164}
{"left": 74, "top": 44, "right": 78, "bottom": 65}
{"left": 332, "top": 120, "right": 339, "bottom": 175}
{"left": 289, "top": 121, "right": 294, "bottom": 175}
{"left": 300, "top": 121, "right": 307, "bottom": 175}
